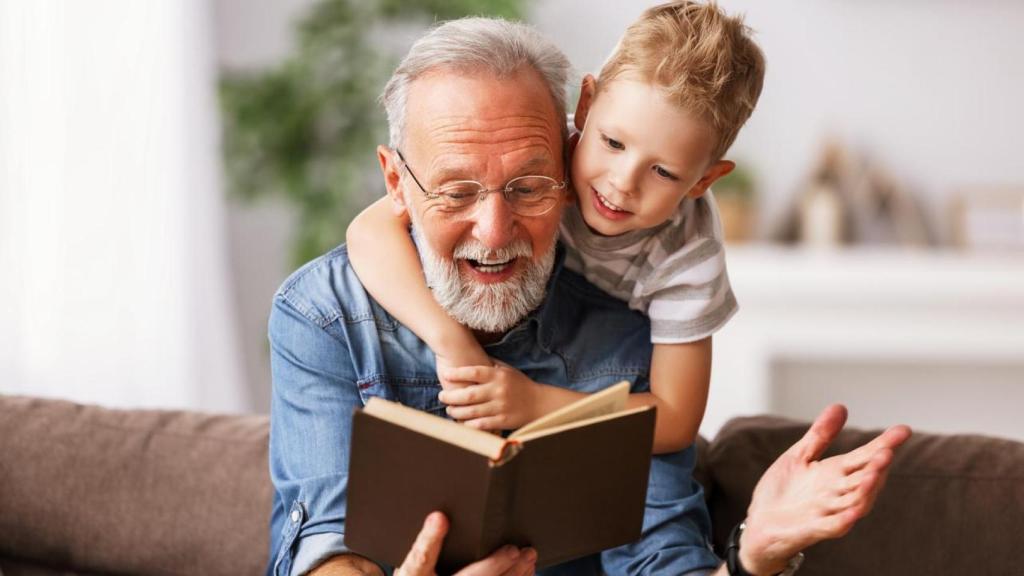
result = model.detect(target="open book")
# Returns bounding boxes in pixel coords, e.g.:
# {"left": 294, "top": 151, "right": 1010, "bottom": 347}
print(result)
{"left": 344, "top": 381, "right": 656, "bottom": 572}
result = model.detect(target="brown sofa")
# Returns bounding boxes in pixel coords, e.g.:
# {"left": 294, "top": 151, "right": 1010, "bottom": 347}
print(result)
{"left": 1, "top": 394, "right": 1021, "bottom": 576}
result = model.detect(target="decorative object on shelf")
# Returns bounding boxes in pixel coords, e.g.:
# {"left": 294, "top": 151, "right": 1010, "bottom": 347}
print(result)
{"left": 950, "top": 187, "right": 1024, "bottom": 251}
{"left": 773, "top": 137, "right": 934, "bottom": 247}
{"left": 219, "top": 0, "right": 526, "bottom": 267}
{"left": 713, "top": 163, "right": 757, "bottom": 244}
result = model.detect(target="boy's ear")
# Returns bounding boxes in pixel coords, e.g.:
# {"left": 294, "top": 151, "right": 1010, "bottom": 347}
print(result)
{"left": 377, "top": 144, "right": 410, "bottom": 215}
{"left": 574, "top": 74, "right": 598, "bottom": 132}
{"left": 687, "top": 160, "right": 735, "bottom": 199}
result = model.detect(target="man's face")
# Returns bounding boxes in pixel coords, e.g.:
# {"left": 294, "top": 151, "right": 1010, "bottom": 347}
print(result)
{"left": 379, "top": 66, "right": 567, "bottom": 334}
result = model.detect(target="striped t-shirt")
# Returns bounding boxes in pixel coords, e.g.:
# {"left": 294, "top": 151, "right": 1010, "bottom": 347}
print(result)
{"left": 559, "top": 192, "right": 738, "bottom": 344}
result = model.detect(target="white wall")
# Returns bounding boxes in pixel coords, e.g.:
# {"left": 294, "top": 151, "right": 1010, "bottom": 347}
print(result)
{"left": 0, "top": 1, "right": 247, "bottom": 412}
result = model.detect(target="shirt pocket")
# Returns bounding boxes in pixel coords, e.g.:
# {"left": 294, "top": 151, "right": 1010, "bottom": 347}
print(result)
{"left": 358, "top": 376, "right": 446, "bottom": 417}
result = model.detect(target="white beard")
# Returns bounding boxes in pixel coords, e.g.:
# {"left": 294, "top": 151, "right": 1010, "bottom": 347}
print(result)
{"left": 411, "top": 225, "right": 555, "bottom": 334}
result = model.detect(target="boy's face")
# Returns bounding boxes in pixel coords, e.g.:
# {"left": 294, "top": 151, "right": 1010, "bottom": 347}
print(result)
{"left": 571, "top": 74, "right": 734, "bottom": 237}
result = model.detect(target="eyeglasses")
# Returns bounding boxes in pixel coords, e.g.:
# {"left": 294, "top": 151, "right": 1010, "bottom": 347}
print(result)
{"left": 394, "top": 149, "right": 566, "bottom": 218}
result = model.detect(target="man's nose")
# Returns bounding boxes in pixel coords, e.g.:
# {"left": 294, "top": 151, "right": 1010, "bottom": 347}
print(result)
{"left": 471, "top": 192, "right": 516, "bottom": 250}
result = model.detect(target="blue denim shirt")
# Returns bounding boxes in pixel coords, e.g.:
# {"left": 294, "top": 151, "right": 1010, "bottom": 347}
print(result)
{"left": 267, "top": 243, "right": 719, "bottom": 576}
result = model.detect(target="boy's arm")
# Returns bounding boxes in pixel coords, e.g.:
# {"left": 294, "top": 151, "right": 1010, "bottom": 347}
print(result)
{"left": 625, "top": 337, "right": 712, "bottom": 454}
{"left": 440, "top": 339, "right": 709, "bottom": 442}
{"left": 346, "top": 198, "right": 490, "bottom": 369}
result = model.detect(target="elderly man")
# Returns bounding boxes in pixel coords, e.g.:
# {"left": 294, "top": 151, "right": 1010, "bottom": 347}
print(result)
{"left": 267, "top": 17, "right": 909, "bottom": 576}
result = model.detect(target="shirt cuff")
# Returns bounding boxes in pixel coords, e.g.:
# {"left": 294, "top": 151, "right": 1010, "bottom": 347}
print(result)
{"left": 289, "top": 532, "right": 392, "bottom": 576}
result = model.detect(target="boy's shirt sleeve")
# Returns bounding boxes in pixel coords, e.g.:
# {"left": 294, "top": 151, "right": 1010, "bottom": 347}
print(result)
{"left": 635, "top": 191, "right": 738, "bottom": 344}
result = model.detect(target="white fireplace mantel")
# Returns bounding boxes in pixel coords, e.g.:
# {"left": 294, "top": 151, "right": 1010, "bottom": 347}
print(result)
{"left": 703, "top": 245, "right": 1024, "bottom": 438}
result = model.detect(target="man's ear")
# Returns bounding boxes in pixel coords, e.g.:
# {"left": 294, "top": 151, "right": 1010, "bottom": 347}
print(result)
{"left": 377, "top": 144, "right": 409, "bottom": 216}
{"left": 574, "top": 74, "right": 598, "bottom": 132}
{"left": 686, "top": 160, "right": 735, "bottom": 199}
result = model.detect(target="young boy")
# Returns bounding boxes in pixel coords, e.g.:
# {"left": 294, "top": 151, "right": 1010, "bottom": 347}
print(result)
{"left": 347, "top": 1, "right": 764, "bottom": 453}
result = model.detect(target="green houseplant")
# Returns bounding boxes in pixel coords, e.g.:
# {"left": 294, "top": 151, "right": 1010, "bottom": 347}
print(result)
{"left": 220, "top": 0, "right": 527, "bottom": 266}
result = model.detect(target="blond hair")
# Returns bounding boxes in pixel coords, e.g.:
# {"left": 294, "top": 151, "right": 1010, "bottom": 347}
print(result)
{"left": 598, "top": 1, "right": 765, "bottom": 161}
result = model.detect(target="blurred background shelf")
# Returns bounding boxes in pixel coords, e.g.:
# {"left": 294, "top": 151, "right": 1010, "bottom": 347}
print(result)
{"left": 706, "top": 244, "right": 1024, "bottom": 440}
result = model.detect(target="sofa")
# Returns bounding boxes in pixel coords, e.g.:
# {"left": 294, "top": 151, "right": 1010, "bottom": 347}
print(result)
{"left": 1, "top": 394, "right": 1021, "bottom": 576}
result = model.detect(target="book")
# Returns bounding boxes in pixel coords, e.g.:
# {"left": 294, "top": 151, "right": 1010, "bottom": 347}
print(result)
{"left": 344, "top": 381, "right": 656, "bottom": 573}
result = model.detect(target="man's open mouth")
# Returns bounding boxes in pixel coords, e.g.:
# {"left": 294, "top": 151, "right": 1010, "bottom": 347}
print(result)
{"left": 466, "top": 257, "right": 515, "bottom": 274}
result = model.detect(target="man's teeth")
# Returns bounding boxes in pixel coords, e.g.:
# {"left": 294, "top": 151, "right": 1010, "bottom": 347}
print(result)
{"left": 471, "top": 258, "right": 513, "bottom": 273}
{"left": 597, "top": 191, "right": 626, "bottom": 212}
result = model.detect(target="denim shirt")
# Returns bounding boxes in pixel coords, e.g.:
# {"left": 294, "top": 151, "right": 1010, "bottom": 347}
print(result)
{"left": 267, "top": 243, "right": 719, "bottom": 576}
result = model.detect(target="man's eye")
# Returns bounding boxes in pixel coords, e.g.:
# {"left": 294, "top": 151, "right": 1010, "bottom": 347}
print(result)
{"left": 602, "top": 135, "right": 625, "bottom": 150}
{"left": 510, "top": 186, "right": 537, "bottom": 196}
{"left": 654, "top": 166, "right": 677, "bottom": 180}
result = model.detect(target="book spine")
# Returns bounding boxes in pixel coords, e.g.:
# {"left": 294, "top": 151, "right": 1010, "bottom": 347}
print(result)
{"left": 479, "top": 458, "right": 517, "bottom": 558}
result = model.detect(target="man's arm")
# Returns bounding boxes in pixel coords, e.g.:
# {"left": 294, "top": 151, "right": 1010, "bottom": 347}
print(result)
{"left": 268, "top": 290, "right": 378, "bottom": 575}
{"left": 308, "top": 554, "right": 384, "bottom": 576}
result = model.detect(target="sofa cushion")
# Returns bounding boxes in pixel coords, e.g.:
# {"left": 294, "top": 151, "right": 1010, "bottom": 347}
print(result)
{"left": 0, "top": 395, "right": 272, "bottom": 576}
{"left": 706, "top": 415, "right": 1024, "bottom": 576}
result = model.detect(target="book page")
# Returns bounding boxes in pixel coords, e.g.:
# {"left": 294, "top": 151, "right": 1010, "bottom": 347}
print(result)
{"left": 510, "top": 381, "right": 630, "bottom": 440}
{"left": 363, "top": 397, "right": 508, "bottom": 460}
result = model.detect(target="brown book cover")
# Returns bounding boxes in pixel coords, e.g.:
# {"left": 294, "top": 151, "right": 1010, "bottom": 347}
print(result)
{"left": 344, "top": 382, "right": 655, "bottom": 573}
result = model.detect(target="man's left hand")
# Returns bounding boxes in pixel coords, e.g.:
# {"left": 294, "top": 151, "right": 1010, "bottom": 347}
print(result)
{"left": 738, "top": 404, "right": 912, "bottom": 575}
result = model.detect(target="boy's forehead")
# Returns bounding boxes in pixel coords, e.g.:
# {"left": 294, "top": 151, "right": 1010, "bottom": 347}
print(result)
{"left": 591, "top": 77, "right": 717, "bottom": 167}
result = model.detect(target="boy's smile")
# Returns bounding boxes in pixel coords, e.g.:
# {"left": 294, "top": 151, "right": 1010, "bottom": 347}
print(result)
{"left": 571, "top": 74, "right": 734, "bottom": 237}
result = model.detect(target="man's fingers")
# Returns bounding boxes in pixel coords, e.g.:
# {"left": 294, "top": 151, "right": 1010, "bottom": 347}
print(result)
{"left": 399, "top": 512, "right": 448, "bottom": 576}
{"left": 837, "top": 426, "right": 908, "bottom": 473}
{"left": 793, "top": 404, "right": 848, "bottom": 462}
{"left": 457, "top": 546, "right": 534, "bottom": 576}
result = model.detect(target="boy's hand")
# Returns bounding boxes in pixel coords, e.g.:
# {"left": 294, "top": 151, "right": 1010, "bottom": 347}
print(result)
{"left": 437, "top": 361, "right": 542, "bottom": 431}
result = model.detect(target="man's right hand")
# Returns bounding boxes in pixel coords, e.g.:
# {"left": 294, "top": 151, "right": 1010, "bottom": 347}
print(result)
{"left": 396, "top": 512, "right": 537, "bottom": 576}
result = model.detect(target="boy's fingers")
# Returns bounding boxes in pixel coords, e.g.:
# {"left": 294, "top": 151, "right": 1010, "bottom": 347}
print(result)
{"left": 439, "top": 385, "right": 487, "bottom": 406}
{"left": 446, "top": 403, "right": 495, "bottom": 421}
{"left": 442, "top": 365, "right": 491, "bottom": 383}
{"left": 463, "top": 416, "right": 505, "bottom": 431}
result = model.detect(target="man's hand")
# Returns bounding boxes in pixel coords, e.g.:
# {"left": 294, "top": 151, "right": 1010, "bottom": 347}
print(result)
{"left": 437, "top": 362, "right": 544, "bottom": 431}
{"left": 737, "top": 405, "right": 912, "bottom": 575}
{"left": 396, "top": 511, "right": 536, "bottom": 576}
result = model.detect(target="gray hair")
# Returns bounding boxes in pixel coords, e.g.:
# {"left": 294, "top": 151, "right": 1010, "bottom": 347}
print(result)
{"left": 380, "top": 17, "right": 572, "bottom": 149}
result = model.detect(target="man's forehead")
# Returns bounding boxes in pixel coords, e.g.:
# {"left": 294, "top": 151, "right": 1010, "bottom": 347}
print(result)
{"left": 405, "top": 68, "right": 561, "bottom": 136}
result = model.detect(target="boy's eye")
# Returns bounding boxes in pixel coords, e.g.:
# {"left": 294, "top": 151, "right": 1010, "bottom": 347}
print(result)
{"left": 654, "top": 166, "right": 678, "bottom": 180}
{"left": 602, "top": 134, "right": 625, "bottom": 150}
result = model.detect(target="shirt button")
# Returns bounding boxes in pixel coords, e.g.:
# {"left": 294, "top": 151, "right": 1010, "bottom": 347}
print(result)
{"left": 291, "top": 510, "right": 301, "bottom": 523}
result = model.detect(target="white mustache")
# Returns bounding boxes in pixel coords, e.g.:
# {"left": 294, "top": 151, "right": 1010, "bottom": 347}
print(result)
{"left": 453, "top": 240, "right": 532, "bottom": 263}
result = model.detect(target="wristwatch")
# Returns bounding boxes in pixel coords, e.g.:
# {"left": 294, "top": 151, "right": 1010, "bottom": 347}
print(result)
{"left": 726, "top": 521, "right": 804, "bottom": 576}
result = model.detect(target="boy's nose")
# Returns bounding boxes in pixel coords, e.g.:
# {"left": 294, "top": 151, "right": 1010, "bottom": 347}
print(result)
{"left": 609, "top": 159, "right": 641, "bottom": 195}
